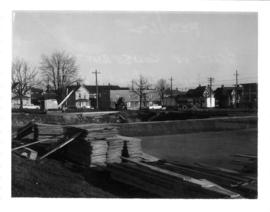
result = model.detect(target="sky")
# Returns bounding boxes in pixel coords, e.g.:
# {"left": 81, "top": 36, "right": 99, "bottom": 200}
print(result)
{"left": 13, "top": 11, "right": 257, "bottom": 90}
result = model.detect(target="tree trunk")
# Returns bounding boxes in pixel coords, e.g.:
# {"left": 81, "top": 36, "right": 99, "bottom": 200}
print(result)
{"left": 19, "top": 96, "right": 23, "bottom": 109}
{"left": 139, "top": 95, "right": 142, "bottom": 110}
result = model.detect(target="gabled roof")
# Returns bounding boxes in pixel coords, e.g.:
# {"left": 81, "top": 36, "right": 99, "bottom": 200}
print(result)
{"left": 186, "top": 86, "right": 206, "bottom": 98}
{"left": 31, "top": 87, "right": 43, "bottom": 93}
{"left": 164, "top": 88, "right": 183, "bottom": 97}
{"left": 43, "top": 92, "right": 57, "bottom": 100}
{"left": 240, "top": 83, "right": 257, "bottom": 86}
{"left": 12, "top": 95, "right": 30, "bottom": 100}
{"left": 214, "top": 87, "right": 234, "bottom": 96}
{"left": 240, "top": 83, "right": 257, "bottom": 90}
{"left": 110, "top": 89, "right": 160, "bottom": 102}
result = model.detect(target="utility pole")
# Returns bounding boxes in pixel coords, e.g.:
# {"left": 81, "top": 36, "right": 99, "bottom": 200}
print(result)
{"left": 208, "top": 77, "right": 214, "bottom": 107}
{"left": 131, "top": 80, "right": 134, "bottom": 91}
{"left": 169, "top": 77, "right": 173, "bottom": 97}
{"left": 234, "top": 70, "right": 239, "bottom": 108}
{"left": 92, "top": 69, "right": 101, "bottom": 110}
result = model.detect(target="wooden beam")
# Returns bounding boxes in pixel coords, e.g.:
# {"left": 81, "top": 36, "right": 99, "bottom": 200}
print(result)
{"left": 121, "top": 157, "right": 241, "bottom": 198}
{"left": 16, "top": 122, "right": 34, "bottom": 139}
{"left": 194, "top": 162, "right": 241, "bottom": 174}
{"left": 39, "top": 132, "right": 82, "bottom": 160}
{"left": 232, "top": 154, "right": 257, "bottom": 160}
{"left": 12, "top": 138, "right": 57, "bottom": 151}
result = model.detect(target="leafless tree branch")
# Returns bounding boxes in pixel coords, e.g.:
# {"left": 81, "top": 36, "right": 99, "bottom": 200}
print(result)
{"left": 39, "top": 51, "right": 81, "bottom": 102}
{"left": 156, "top": 79, "right": 169, "bottom": 105}
{"left": 12, "top": 59, "right": 38, "bottom": 109}
{"left": 131, "top": 75, "right": 150, "bottom": 110}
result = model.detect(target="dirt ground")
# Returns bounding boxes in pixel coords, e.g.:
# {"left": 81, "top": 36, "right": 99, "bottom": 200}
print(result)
{"left": 12, "top": 153, "right": 156, "bottom": 198}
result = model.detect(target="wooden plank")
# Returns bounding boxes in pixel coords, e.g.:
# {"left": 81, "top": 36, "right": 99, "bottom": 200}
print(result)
{"left": 174, "top": 162, "right": 253, "bottom": 183}
{"left": 14, "top": 147, "right": 38, "bottom": 160}
{"left": 108, "top": 163, "right": 191, "bottom": 196}
{"left": 39, "top": 132, "right": 82, "bottom": 160}
{"left": 121, "top": 157, "right": 241, "bottom": 198}
{"left": 16, "top": 122, "right": 34, "bottom": 139}
{"left": 12, "top": 138, "right": 58, "bottom": 151}
{"left": 156, "top": 163, "right": 242, "bottom": 187}
{"left": 233, "top": 154, "right": 257, "bottom": 160}
{"left": 108, "top": 163, "right": 236, "bottom": 198}
{"left": 109, "top": 163, "right": 177, "bottom": 189}
{"left": 110, "top": 170, "right": 178, "bottom": 197}
{"left": 195, "top": 162, "right": 241, "bottom": 174}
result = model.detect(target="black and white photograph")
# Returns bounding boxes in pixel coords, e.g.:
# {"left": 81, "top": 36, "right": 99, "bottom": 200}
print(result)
{"left": 10, "top": 11, "right": 259, "bottom": 199}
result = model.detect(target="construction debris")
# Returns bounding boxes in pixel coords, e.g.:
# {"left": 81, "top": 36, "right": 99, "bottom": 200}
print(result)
{"left": 107, "top": 157, "right": 242, "bottom": 198}
{"left": 12, "top": 122, "right": 257, "bottom": 198}
{"left": 232, "top": 154, "right": 257, "bottom": 174}
{"left": 13, "top": 122, "right": 143, "bottom": 167}
{"left": 15, "top": 147, "right": 38, "bottom": 160}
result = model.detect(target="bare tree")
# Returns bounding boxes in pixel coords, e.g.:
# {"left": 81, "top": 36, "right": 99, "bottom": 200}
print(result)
{"left": 131, "top": 75, "right": 150, "bottom": 110}
{"left": 12, "top": 59, "right": 38, "bottom": 109}
{"left": 40, "top": 51, "right": 81, "bottom": 102}
{"left": 156, "top": 79, "right": 169, "bottom": 105}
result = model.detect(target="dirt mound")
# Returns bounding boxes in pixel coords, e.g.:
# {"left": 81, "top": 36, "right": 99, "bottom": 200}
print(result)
{"left": 12, "top": 153, "right": 114, "bottom": 197}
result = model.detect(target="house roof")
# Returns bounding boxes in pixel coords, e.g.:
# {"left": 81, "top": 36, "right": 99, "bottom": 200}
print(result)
{"left": 164, "top": 89, "right": 183, "bottom": 97}
{"left": 214, "top": 87, "right": 234, "bottom": 96}
{"left": 43, "top": 92, "right": 57, "bottom": 100}
{"left": 240, "top": 83, "right": 257, "bottom": 86}
{"left": 110, "top": 89, "right": 160, "bottom": 102}
{"left": 240, "top": 83, "right": 257, "bottom": 91}
{"left": 12, "top": 95, "right": 30, "bottom": 100}
{"left": 67, "top": 84, "right": 129, "bottom": 94}
{"left": 186, "top": 86, "right": 206, "bottom": 98}
{"left": 31, "top": 87, "right": 43, "bottom": 93}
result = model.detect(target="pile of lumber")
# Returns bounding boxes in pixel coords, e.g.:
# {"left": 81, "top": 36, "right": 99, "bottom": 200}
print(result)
{"left": 15, "top": 122, "right": 37, "bottom": 140}
{"left": 84, "top": 127, "right": 119, "bottom": 140}
{"left": 156, "top": 161, "right": 257, "bottom": 198}
{"left": 108, "top": 157, "right": 242, "bottom": 198}
{"left": 36, "top": 123, "right": 65, "bottom": 136}
{"left": 63, "top": 126, "right": 123, "bottom": 166}
{"left": 106, "top": 137, "right": 124, "bottom": 164}
{"left": 62, "top": 137, "right": 110, "bottom": 167}
{"left": 64, "top": 134, "right": 143, "bottom": 167}
{"left": 13, "top": 122, "right": 145, "bottom": 167}
{"left": 107, "top": 157, "right": 257, "bottom": 198}
{"left": 90, "top": 140, "right": 109, "bottom": 166}
{"left": 62, "top": 126, "right": 143, "bottom": 167}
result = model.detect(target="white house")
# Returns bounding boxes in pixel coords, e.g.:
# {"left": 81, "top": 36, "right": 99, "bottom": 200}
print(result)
{"left": 110, "top": 89, "right": 160, "bottom": 110}
{"left": 12, "top": 90, "right": 31, "bottom": 109}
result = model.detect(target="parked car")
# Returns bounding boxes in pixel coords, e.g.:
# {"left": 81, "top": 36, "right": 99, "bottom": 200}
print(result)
{"left": 23, "top": 105, "right": 40, "bottom": 109}
{"left": 149, "top": 104, "right": 162, "bottom": 110}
